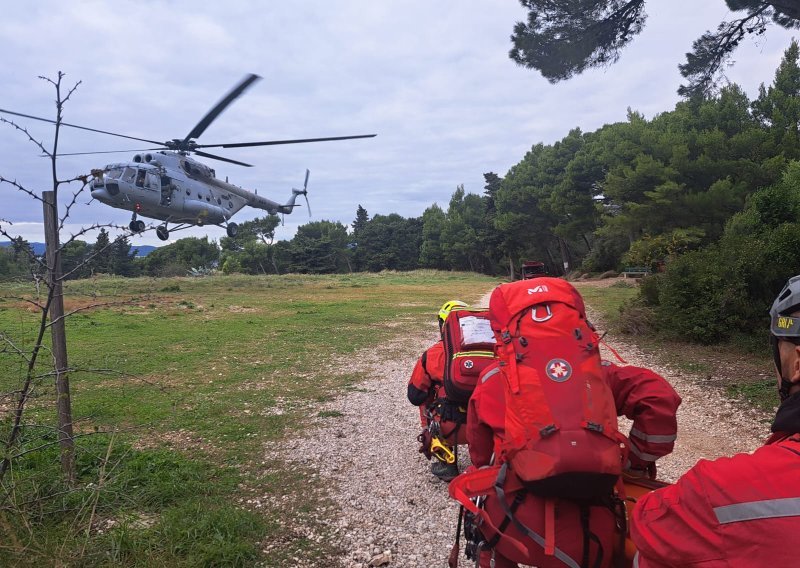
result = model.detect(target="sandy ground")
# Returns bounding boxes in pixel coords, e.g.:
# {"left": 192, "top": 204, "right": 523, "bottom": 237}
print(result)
{"left": 263, "top": 280, "right": 771, "bottom": 567}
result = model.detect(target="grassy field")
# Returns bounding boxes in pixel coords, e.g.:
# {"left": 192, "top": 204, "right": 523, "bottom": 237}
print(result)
{"left": 0, "top": 271, "right": 498, "bottom": 566}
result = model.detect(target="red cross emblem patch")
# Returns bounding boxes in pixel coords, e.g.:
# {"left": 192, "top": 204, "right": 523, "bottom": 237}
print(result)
{"left": 546, "top": 358, "right": 572, "bottom": 382}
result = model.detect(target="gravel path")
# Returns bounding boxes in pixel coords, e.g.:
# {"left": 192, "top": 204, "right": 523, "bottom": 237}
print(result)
{"left": 266, "top": 283, "right": 772, "bottom": 567}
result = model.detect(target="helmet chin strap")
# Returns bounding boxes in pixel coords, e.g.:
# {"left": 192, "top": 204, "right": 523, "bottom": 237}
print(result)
{"left": 771, "top": 335, "right": 794, "bottom": 402}
{"left": 779, "top": 376, "right": 794, "bottom": 403}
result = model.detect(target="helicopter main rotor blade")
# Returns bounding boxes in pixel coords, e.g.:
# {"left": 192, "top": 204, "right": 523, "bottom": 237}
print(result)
{"left": 195, "top": 133, "right": 377, "bottom": 149}
{"left": 0, "top": 108, "right": 165, "bottom": 146}
{"left": 183, "top": 73, "right": 262, "bottom": 144}
{"left": 194, "top": 150, "right": 253, "bottom": 167}
{"left": 54, "top": 148, "right": 164, "bottom": 157}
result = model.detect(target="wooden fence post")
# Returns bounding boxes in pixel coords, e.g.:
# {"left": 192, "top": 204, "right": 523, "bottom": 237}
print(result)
{"left": 42, "top": 190, "right": 75, "bottom": 485}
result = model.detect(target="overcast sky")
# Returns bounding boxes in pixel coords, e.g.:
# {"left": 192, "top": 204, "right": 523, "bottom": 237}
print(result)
{"left": 0, "top": 1, "right": 796, "bottom": 246}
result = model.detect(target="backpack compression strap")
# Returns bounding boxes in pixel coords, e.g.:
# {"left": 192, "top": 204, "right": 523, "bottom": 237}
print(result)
{"left": 449, "top": 464, "right": 583, "bottom": 568}
{"left": 494, "top": 463, "right": 583, "bottom": 568}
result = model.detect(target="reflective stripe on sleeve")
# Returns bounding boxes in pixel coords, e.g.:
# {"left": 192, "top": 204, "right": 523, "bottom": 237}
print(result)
{"left": 714, "top": 497, "right": 800, "bottom": 524}
{"left": 481, "top": 367, "right": 501, "bottom": 383}
{"left": 628, "top": 439, "right": 659, "bottom": 462}
{"left": 630, "top": 427, "right": 677, "bottom": 444}
{"left": 633, "top": 551, "right": 640, "bottom": 568}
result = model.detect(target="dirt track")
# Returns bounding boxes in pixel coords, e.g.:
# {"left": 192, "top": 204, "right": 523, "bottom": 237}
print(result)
{"left": 265, "top": 281, "right": 772, "bottom": 567}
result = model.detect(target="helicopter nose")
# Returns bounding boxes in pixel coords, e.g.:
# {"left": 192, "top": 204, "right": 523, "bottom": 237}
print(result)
{"left": 90, "top": 187, "right": 112, "bottom": 203}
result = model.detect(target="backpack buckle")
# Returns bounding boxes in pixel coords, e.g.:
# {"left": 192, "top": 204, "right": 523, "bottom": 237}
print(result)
{"left": 539, "top": 424, "right": 558, "bottom": 438}
{"left": 501, "top": 330, "right": 512, "bottom": 344}
{"left": 585, "top": 421, "right": 604, "bottom": 433}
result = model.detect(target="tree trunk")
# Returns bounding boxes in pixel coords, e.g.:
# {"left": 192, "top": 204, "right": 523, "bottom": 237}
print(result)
{"left": 545, "top": 247, "right": 558, "bottom": 275}
{"left": 558, "top": 237, "right": 571, "bottom": 275}
{"left": 43, "top": 191, "right": 75, "bottom": 485}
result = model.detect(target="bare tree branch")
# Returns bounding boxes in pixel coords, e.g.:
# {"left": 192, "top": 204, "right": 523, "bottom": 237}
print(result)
{"left": 0, "top": 117, "right": 50, "bottom": 158}
{"left": 0, "top": 175, "right": 45, "bottom": 203}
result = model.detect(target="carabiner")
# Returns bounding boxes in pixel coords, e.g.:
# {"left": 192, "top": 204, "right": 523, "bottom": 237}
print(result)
{"left": 531, "top": 304, "right": 553, "bottom": 322}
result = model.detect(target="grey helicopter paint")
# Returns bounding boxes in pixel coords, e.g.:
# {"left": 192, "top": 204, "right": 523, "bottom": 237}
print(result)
{"left": 90, "top": 150, "right": 312, "bottom": 241}
{"left": 0, "top": 73, "right": 374, "bottom": 241}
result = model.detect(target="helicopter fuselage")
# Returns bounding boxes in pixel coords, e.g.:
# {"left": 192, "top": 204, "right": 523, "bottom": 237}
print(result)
{"left": 90, "top": 150, "right": 293, "bottom": 227}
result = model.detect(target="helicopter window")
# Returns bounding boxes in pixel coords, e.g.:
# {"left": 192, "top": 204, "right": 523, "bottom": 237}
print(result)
{"left": 145, "top": 172, "right": 160, "bottom": 190}
{"left": 161, "top": 175, "right": 171, "bottom": 187}
{"left": 135, "top": 169, "right": 146, "bottom": 188}
{"left": 121, "top": 167, "right": 136, "bottom": 183}
{"left": 107, "top": 168, "right": 123, "bottom": 180}
{"left": 206, "top": 196, "right": 211, "bottom": 202}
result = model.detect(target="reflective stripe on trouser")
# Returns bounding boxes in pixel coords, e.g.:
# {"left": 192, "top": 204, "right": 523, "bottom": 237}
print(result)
{"left": 628, "top": 439, "right": 659, "bottom": 463}
{"left": 714, "top": 497, "right": 800, "bottom": 524}
{"left": 633, "top": 551, "right": 640, "bottom": 568}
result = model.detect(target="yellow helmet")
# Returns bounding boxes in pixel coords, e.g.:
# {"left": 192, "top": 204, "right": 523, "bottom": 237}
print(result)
{"left": 438, "top": 300, "right": 468, "bottom": 327}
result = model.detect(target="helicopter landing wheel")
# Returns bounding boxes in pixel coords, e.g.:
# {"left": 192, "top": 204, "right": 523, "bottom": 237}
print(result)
{"left": 129, "top": 220, "right": 146, "bottom": 233}
{"left": 226, "top": 222, "right": 239, "bottom": 238}
{"left": 156, "top": 225, "right": 170, "bottom": 241}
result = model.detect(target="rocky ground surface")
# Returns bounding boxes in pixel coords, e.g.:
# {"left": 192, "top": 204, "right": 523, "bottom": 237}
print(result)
{"left": 264, "top": 280, "right": 771, "bottom": 567}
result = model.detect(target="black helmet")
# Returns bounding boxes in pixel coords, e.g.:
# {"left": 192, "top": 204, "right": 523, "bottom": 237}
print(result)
{"left": 769, "top": 275, "right": 800, "bottom": 401}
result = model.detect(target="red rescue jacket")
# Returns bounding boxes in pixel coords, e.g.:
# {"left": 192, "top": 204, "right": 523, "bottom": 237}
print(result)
{"left": 466, "top": 361, "right": 681, "bottom": 567}
{"left": 408, "top": 341, "right": 467, "bottom": 444}
{"left": 631, "top": 392, "right": 800, "bottom": 568}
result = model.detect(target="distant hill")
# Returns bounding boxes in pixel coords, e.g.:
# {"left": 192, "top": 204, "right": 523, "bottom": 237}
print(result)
{"left": 1, "top": 242, "right": 157, "bottom": 257}
{"left": 131, "top": 245, "right": 157, "bottom": 257}
{"left": 0, "top": 241, "right": 46, "bottom": 255}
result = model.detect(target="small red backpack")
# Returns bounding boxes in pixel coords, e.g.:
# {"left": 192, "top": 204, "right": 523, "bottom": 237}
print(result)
{"left": 441, "top": 308, "right": 498, "bottom": 408}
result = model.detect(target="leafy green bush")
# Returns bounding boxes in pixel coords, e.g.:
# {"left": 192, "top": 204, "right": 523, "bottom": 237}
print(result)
{"left": 644, "top": 162, "right": 800, "bottom": 343}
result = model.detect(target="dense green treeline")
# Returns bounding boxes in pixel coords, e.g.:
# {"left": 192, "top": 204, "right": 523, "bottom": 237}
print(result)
{"left": 2, "top": 41, "right": 799, "bottom": 342}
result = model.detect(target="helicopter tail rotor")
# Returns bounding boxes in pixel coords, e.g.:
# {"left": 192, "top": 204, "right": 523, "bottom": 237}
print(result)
{"left": 292, "top": 169, "right": 311, "bottom": 217}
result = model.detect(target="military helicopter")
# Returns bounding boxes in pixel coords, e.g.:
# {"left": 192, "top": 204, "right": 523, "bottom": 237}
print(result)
{"left": 0, "top": 74, "right": 375, "bottom": 240}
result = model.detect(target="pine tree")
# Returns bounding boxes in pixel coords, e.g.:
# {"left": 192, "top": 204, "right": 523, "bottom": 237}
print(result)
{"left": 91, "top": 228, "right": 111, "bottom": 274}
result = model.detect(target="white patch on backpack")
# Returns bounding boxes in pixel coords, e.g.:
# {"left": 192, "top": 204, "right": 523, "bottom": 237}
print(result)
{"left": 546, "top": 358, "right": 572, "bottom": 382}
{"left": 463, "top": 360, "right": 474, "bottom": 369}
{"left": 527, "top": 285, "right": 549, "bottom": 294}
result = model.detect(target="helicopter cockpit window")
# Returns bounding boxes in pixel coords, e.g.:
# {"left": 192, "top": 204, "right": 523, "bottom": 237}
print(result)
{"left": 107, "top": 168, "right": 123, "bottom": 180}
{"left": 121, "top": 167, "right": 136, "bottom": 184}
{"left": 145, "top": 172, "right": 160, "bottom": 190}
{"left": 135, "top": 169, "right": 146, "bottom": 188}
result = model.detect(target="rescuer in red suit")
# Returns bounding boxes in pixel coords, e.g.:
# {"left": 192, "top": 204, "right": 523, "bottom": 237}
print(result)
{"left": 631, "top": 275, "right": 800, "bottom": 568}
{"left": 408, "top": 300, "right": 469, "bottom": 481}
{"left": 467, "top": 359, "right": 681, "bottom": 568}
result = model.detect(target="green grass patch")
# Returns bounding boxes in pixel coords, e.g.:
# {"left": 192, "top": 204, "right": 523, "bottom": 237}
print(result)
{"left": 0, "top": 270, "right": 496, "bottom": 565}
{"left": 573, "top": 282, "right": 639, "bottom": 329}
{"left": 727, "top": 379, "right": 777, "bottom": 413}
{"left": 317, "top": 410, "right": 344, "bottom": 418}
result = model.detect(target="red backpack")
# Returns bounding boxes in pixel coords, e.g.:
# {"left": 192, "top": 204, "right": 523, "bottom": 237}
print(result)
{"left": 489, "top": 278, "right": 625, "bottom": 498}
{"left": 442, "top": 308, "right": 498, "bottom": 407}
{"left": 449, "top": 278, "right": 628, "bottom": 561}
